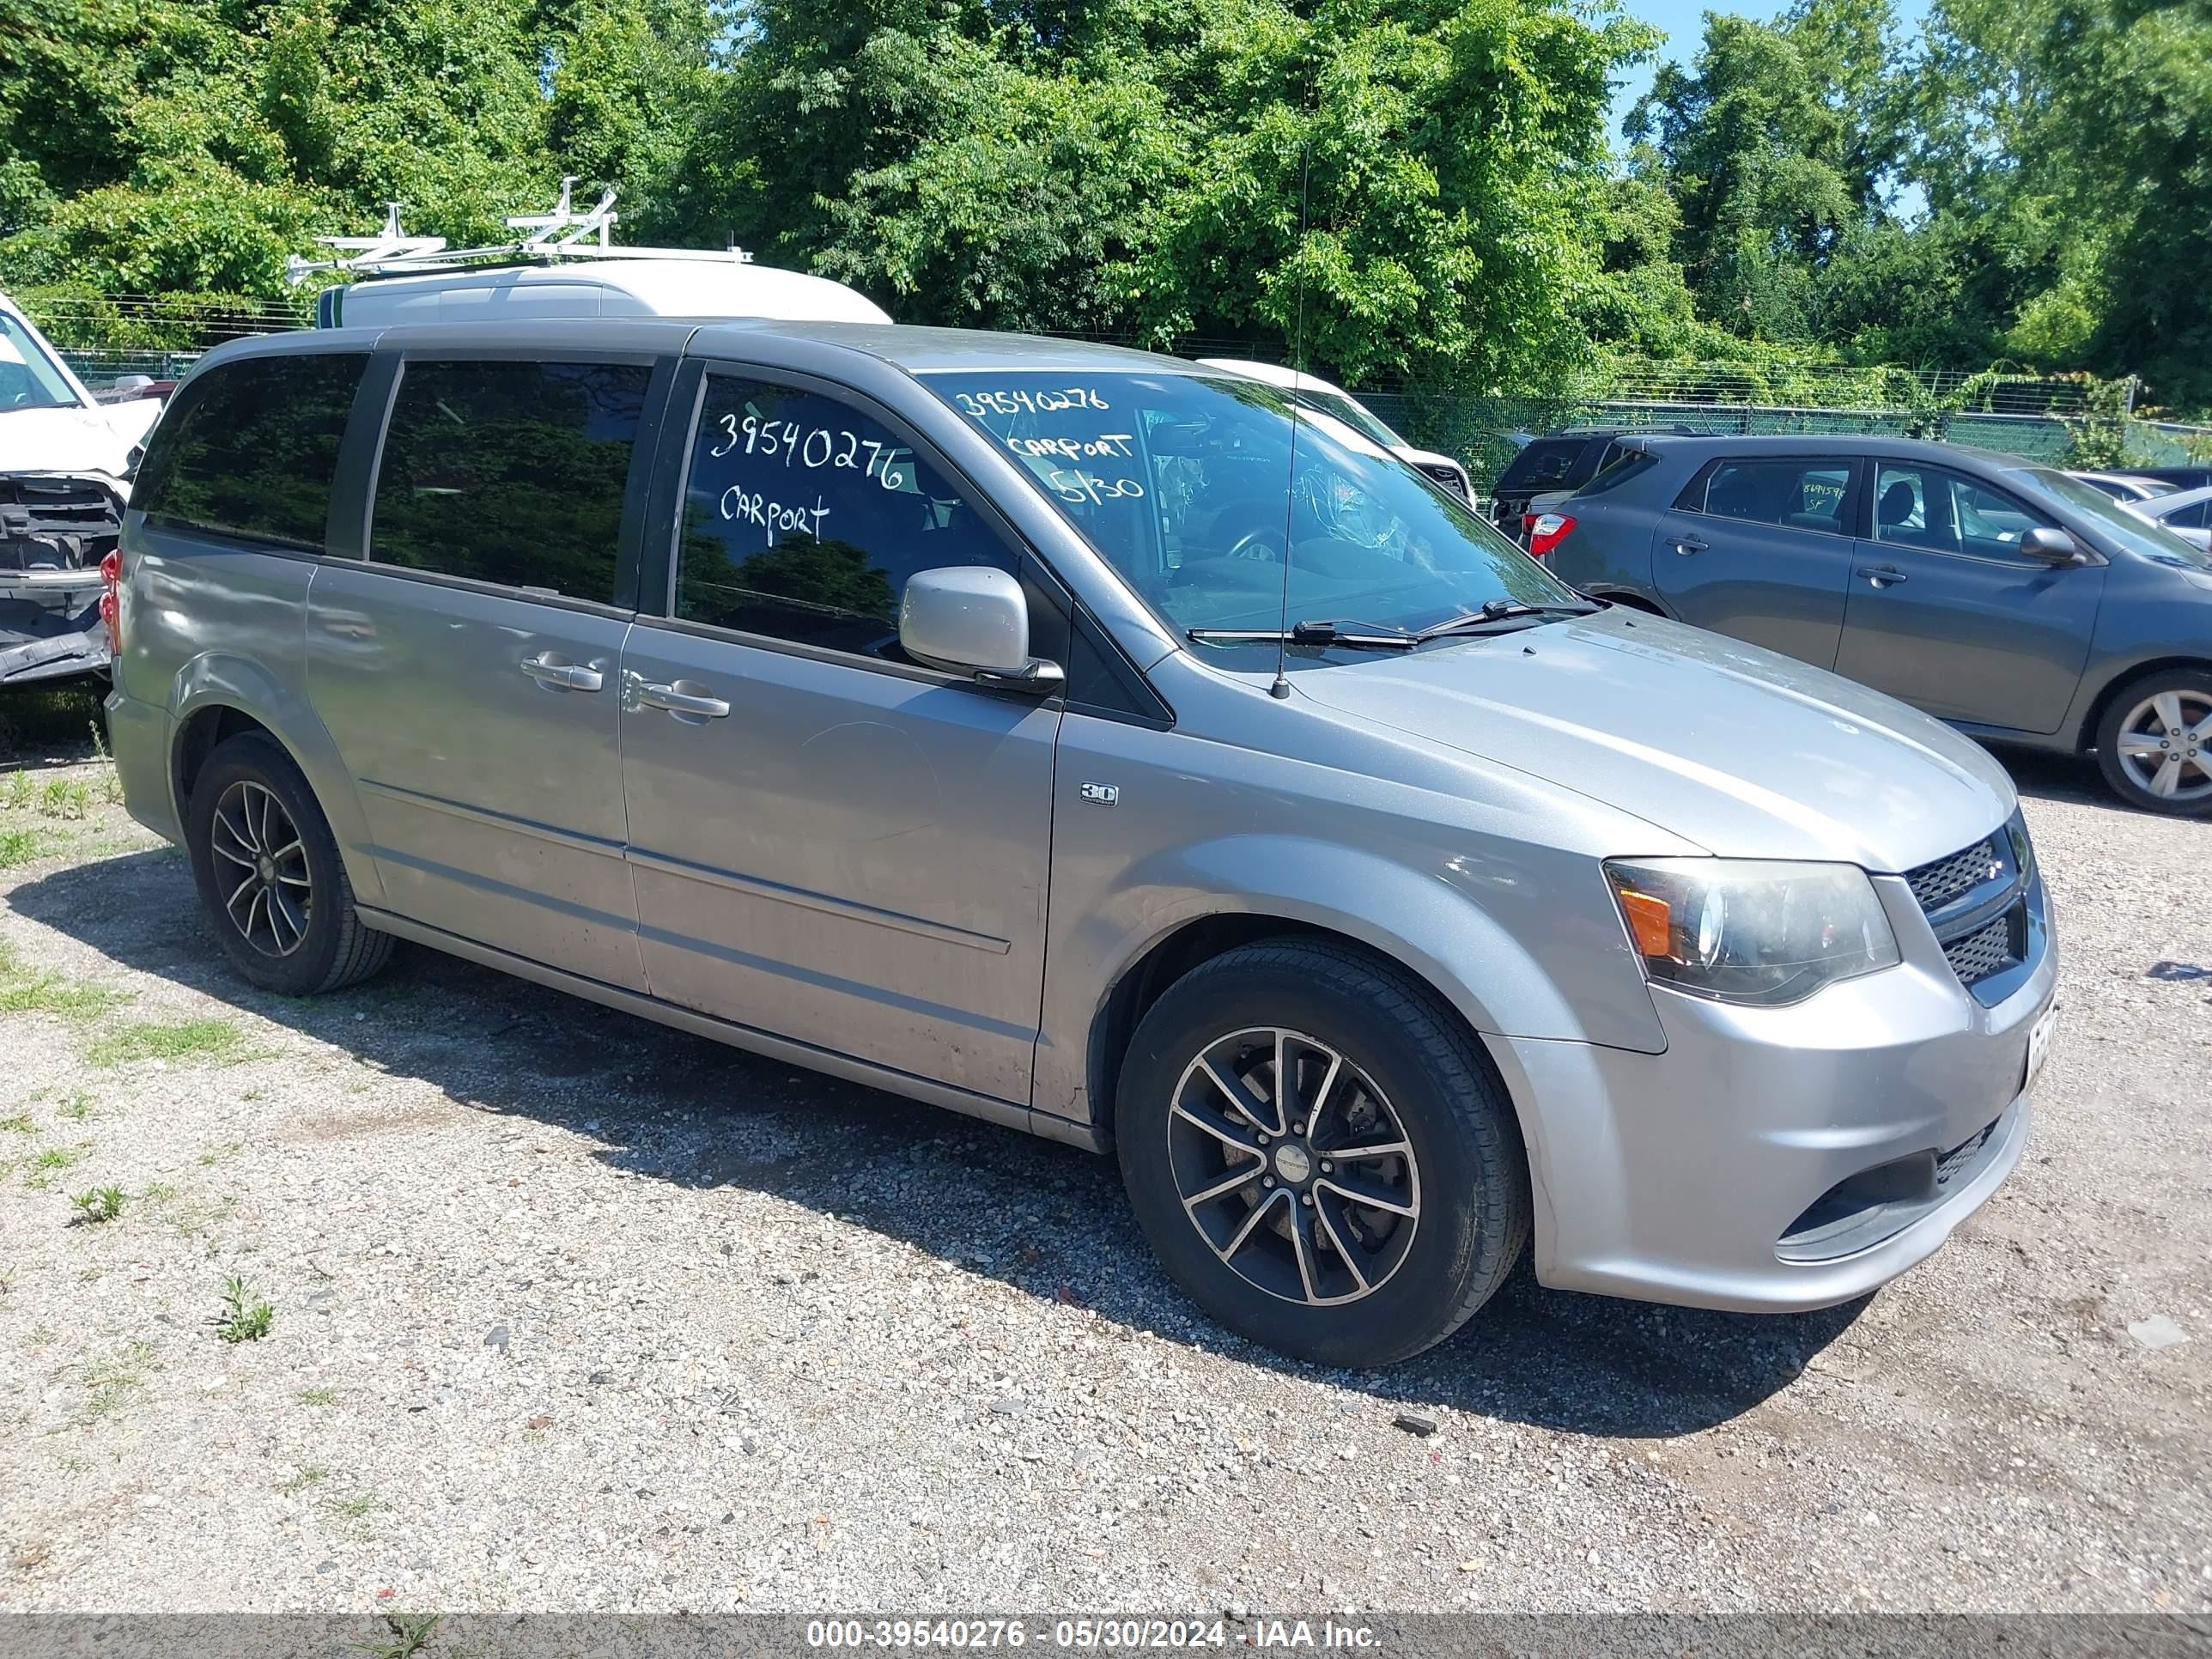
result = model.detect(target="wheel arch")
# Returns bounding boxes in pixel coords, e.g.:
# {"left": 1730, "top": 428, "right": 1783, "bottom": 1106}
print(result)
{"left": 167, "top": 653, "right": 386, "bottom": 908}
{"left": 2075, "top": 655, "right": 2212, "bottom": 754}
{"left": 1083, "top": 909, "right": 1540, "bottom": 1162}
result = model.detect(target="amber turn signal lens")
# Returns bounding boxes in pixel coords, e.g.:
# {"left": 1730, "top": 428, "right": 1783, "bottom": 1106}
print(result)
{"left": 1616, "top": 887, "right": 1673, "bottom": 960}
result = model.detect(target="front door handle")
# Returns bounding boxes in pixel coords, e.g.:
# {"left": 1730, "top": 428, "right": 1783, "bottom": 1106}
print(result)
{"left": 1865, "top": 565, "right": 1909, "bottom": 588}
{"left": 635, "top": 679, "right": 732, "bottom": 721}
{"left": 520, "top": 653, "right": 604, "bottom": 692}
{"left": 1669, "top": 535, "right": 1708, "bottom": 556}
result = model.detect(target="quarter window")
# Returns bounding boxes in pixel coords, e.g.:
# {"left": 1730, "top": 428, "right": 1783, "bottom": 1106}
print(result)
{"left": 135, "top": 354, "right": 367, "bottom": 552}
{"left": 676, "top": 374, "right": 1016, "bottom": 659}
{"left": 1696, "top": 459, "right": 1854, "bottom": 535}
{"left": 370, "top": 360, "right": 651, "bottom": 602}
{"left": 1874, "top": 464, "right": 2051, "bottom": 560}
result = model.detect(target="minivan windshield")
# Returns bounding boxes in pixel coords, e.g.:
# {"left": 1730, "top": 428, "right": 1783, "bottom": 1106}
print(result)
{"left": 2008, "top": 465, "right": 2212, "bottom": 571}
{"left": 926, "top": 370, "right": 1575, "bottom": 653}
{"left": 0, "top": 311, "right": 82, "bottom": 414}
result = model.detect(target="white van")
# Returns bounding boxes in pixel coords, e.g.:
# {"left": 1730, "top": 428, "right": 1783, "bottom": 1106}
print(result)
{"left": 1197, "top": 357, "right": 1474, "bottom": 504}
{"left": 316, "top": 257, "right": 893, "bottom": 331}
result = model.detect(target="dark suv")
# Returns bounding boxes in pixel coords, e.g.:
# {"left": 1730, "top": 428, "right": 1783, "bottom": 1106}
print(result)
{"left": 1541, "top": 434, "right": 2212, "bottom": 816}
{"left": 1490, "top": 428, "right": 1692, "bottom": 543}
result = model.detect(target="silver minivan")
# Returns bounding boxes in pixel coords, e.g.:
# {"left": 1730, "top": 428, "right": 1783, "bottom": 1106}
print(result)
{"left": 104, "top": 320, "right": 2058, "bottom": 1366}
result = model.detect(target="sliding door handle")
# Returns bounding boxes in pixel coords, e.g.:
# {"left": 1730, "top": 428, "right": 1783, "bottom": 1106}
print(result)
{"left": 520, "top": 654, "right": 604, "bottom": 692}
{"left": 635, "top": 679, "right": 731, "bottom": 720}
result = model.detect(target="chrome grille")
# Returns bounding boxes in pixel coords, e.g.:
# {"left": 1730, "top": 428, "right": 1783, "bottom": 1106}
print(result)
{"left": 1906, "top": 837, "right": 2000, "bottom": 914}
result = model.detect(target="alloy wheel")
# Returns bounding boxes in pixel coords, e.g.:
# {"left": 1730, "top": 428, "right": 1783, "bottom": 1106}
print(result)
{"left": 1166, "top": 1027, "right": 1420, "bottom": 1306}
{"left": 2114, "top": 689, "right": 2212, "bottom": 804}
{"left": 208, "top": 780, "right": 313, "bottom": 957}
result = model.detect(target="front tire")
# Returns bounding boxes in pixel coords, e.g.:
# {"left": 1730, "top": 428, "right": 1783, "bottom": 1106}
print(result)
{"left": 185, "top": 732, "right": 393, "bottom": 994}
{"left": 1116, "top": 939, "right": 1528, "bottom": 1368}
{"left": 2094, "top": 670, "right": 2212, "bottom": 816}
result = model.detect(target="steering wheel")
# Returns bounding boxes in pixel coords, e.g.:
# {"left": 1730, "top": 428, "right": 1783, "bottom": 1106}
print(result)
{"left": 1224, "top": 526, "right": 1288, "bottom": 562}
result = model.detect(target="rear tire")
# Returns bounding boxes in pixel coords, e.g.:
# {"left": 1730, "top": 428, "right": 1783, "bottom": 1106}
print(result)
{"left": 1115, "top": 939, "right": 1528, "bottom": 1368}
{"left": 185, "top": 732, "right": 393, "bottom": 994}
{"left": 2094, "top": 669, "right": 2212, "bottom": 817}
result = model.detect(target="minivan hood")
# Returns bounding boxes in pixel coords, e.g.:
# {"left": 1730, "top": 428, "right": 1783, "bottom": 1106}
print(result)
{"left": 1296, "top": 611, "right": 2015, "bottom": 872}
{"left": 0, "top": 404, "right": 139, "bottom": 477}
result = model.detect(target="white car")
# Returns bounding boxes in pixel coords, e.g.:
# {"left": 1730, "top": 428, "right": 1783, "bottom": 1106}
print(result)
{"left": 1196, "top": 358, "right": 1475, "bottom": 504}
{"left": 2122, "top": 483, "right": 2212, "bottom": 551}
{"left": 317, "top": 256, "right": 894, "bottom": 331}
{"left": 0, "top": 292, "right": 164, "bottom": 479}
{"left": 2, "top": 290, "right": 155, "bottom": 684}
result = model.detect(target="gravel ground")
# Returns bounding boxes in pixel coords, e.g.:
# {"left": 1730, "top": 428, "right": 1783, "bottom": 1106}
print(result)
{"left": 0, "top": 730, "right": 2207, "bottom": 1617}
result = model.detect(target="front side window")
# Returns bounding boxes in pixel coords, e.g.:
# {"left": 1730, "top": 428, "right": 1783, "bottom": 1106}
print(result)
{"left": 676, "top": 374, "right": 1016, "bottom": 659}
{"left": 0, "top": 311, "right": 80, "bottom": 413}
{"left": 370, "top": 359, "right": 650, "bottom": 602}
{"left": 1697, "top": 459, "right": 1854, "bottom": 535}
{"left": 1875, "top": 463, "right": 2051, "bottom": 561}
{"left": 924, "top": 370, "right": 1572, "bottom": 653}
{"left": 136, "top": 353, "right": 367, "bottom": 551}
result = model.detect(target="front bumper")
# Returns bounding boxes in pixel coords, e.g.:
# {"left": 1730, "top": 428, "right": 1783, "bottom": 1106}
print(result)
{"left": 1492, "top": 867, "right": 2056, "bottom": 1312}
{"left": 1, "top": 574, "right": 108, "bottom": 685}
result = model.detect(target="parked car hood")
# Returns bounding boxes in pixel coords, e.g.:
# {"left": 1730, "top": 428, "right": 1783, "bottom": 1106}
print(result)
{"left": 1296, "top": 610, "right": 2016, "bottom": 872}
{"left": 0, "top": 404, "right": 145, "bottom": 479}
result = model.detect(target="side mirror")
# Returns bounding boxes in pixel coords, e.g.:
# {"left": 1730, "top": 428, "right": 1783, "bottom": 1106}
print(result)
{"left": 899, "top": 566, "right": 1064, "bottom": 690}
{"left": 2020, "top": 526, "right": 2084, "bottom": 564}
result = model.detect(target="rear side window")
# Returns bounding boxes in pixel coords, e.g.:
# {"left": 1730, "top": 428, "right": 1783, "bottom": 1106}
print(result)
{"left": 370, "top": 359, "right": 651, "bottom": 603}
{"left": 136, "top": 354, "right": 366, "bottom": 552}
{"left": 1498, "top": 439, "right": 1587, "bottom": 494}
{"left": 1578, "top": 448, "right": 1658, "bottom": 496}
{"left": 1694, "top": 459, "right": 1854, "bottom": 535}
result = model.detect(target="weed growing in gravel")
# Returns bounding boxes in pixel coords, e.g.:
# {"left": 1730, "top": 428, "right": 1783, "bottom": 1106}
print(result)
{"left": 278, "top": 1465, "right": 330, "bottom": 1492}
{"left": 319, "top": 1488, "right": 382, "bottom": 1534}
{"left": 363, "top": 1612, "right": 441, "bottom": 1659}
{"left": 88, "top": 725, "right": 125, "bottom": 805}
{"left": 1, "top": 770, "right": 31, "bottom": 811}
{"left": 216, "top": 1275, "right": 273, "bottom": 1342}
{"left": 0, "top": 1115, "right": 31, "bottom": 1135}
{"left": 197, "top": 1139, "right": 243, "bottom": 1166}
{"left": 90, "top": 1018, "right": 249, "bottom": 1069}
{"left": 38, "top": 776, "right": 91, "bottom": 820}
{"left": 299, "top": 1387, "right": 339, "bottom": 1407}
{"left": 70, "top": 1187, "right": 125, "bottom": 1224}
{"left": 59, "top": 1092, "right": 92, "bottom": 1121}
{"left": 82, "top": 1340, "right": 155, "bottom": 1419}
{"left": 140, "top": 1181, "right": 175, "bottom": 1204}
{"left": 0, "top": 1267, "right": 14, "bottom": 1295}
{"left": 0, "top": 827, "right": 38, "bottom": 867}
{"left": 25, "top": 1146, "right": 84, "bottom": 1189}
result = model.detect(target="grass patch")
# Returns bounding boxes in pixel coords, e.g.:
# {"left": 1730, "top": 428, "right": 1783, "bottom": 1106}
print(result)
{"left": 0, "top": 945, "right": 130, "bottom": 1021}
{"left": 363, "top": 1613, "right": 441, "bottom": 1659}
{"left": 70, "top": 1186, "right": 125, "bottom": 1224}
{"left": 82, "top": 1339, "right": 155, "bottom": 1419}
{"left": 59, "top": 1091, "right": 92, "bottom": 1121}
{"left": 216, "top": 1274, "right": 273, "bottom": 1343}
{"left": 197, "top": 1138, "right": 243, "bottom": 1167}
{"left": 38, "top": 776, "right": 91, "bottom": 820}
{"left": 321, "top": 1488, "right": 380, "bottom": 1524}
{"left": 89, "top": 1018, "right": 248, "bottom": 1068}
{"left": 0, "top": 1114, "right": 31, "bottom": 1134}
{"left": 0, "top": 826, "right": 40, "bottom": 867}
{"left": 278, "top": 1464, "right": 330, "bottom": 1493}
{"left": 26, "top": 1146, "right": 84, "bottom": 1189}
{"left": 299, "top": 1386, "right": 339, "bottom": 1407}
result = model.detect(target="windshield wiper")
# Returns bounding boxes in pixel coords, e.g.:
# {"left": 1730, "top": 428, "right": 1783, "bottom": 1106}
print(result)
{"left": 1412, "top": 599, "right": 1600, "bottom": 643}
{"left": 1187, "top": 618, "right": 1419, "bottom": 650}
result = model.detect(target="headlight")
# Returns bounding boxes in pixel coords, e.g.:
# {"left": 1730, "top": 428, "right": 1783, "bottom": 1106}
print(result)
{"left": 1602, "top": 859, "right": 1900, "bottom": 1006}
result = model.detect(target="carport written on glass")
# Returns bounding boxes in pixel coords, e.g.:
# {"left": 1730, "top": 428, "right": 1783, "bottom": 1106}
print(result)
{"left": 676, "top": 375, "right": 1015, "bottom": 659}
{"left": 922, "top": 368, "right": 1573, "bottom": 647}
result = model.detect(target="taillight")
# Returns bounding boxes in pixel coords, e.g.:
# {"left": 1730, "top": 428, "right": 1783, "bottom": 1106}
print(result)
{"left": 1528, "top": 513, "right": 1577, "bottom": 559}
{"left": 100, "top": 550, "right": 123, "bottom": 657}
